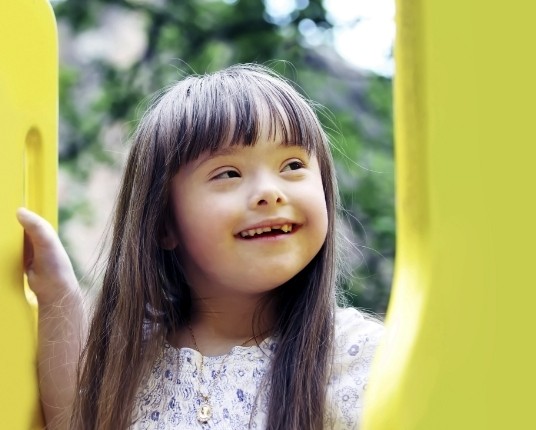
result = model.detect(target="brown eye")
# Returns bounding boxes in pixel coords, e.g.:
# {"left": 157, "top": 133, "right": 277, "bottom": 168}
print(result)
{"left": 282, "top": 160, "right": 305, "bottom": 172}
{"left": 213, "top": 170, "right": 241, "bottom": 179}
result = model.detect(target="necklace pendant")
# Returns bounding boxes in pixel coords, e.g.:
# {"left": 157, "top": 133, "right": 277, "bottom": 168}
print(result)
{"left": 197, "top": 403, "right": 212, "bottom": 423}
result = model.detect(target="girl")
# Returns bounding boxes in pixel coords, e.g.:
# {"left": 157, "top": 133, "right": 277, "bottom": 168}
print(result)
{"left": 19, "top": 64, "right": 383, "bottom": 430}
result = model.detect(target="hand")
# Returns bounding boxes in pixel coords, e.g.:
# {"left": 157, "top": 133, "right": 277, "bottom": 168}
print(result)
{"left": 17, "top": 208, "right": 86, "bottom": 430}
{"left": 16, "top": 207, "right": 79, "bottom": 306}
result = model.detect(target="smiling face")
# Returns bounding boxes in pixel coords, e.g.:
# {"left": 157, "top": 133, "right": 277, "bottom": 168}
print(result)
{"left": 149, "top": 66, "right": 336, "bottom": 301}
{"left": 163, "top": 135, "right": 328, "bottom": 299}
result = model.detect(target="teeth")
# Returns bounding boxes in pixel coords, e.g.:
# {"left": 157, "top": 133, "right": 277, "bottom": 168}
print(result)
{"left": 281, "top": 224, "right": 293, "bottom": 233}
{"left": 239, "top": 224, "right": 294, "bottom": 237}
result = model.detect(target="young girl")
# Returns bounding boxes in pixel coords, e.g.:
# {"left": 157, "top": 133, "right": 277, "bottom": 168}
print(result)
{"left": 18, "top": 64, "right": 383, "bottom": 430}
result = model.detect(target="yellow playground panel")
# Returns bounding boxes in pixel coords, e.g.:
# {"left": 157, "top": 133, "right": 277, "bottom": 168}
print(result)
{"left": 363, "top": 0, "right": 536, "bottom": 429}
{"left": 0, "top": 0, "right": 57, "bottom": 428}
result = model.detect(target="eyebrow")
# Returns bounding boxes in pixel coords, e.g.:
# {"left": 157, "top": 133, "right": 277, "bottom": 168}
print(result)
{"left": 192, "top": 146, "right": 240, "bottom": 168}
{"left": 192, "top": 141, "right": 306, "bottom": 169}
{"left": 210, "top": 146, "right": 242, "bottom": 157}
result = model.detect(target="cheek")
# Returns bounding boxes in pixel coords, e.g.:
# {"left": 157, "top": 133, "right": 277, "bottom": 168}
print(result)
{"left": 309, "top": 183, "right": 329, "bottom": 231}
{"left": 316, "top": 202, "right": 329, "bottom": 250}
{"left": 301, "top": 186, "right": 329, "bottom": 256}
{"left": 174, "top": 216, "right": 228, "bottom": 278}
{"left": 174, "top": 197, "right": 237, "bottom": 253}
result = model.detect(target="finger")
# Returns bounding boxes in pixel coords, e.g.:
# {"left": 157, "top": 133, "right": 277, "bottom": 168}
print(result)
{"left": 16, "top": 207, "right": 59, "bottom": 250}
{"left": 16, "top": 208, "right": 78, "bottom": 305}
{"left": 22, "top": 230, "right": 34, "bottom": 271}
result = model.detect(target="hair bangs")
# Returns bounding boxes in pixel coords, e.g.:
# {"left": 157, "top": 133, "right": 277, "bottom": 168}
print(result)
{"left": 161, "top": 66, "right": 325, "bottom": 168}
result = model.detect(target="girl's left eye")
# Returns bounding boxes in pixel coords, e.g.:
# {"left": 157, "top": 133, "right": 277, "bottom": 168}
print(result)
{"left": 282, "top": 160, "right": 305, "bottom": 171}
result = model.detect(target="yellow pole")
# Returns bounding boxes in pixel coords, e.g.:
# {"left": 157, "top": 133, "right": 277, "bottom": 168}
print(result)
{"left": 362, "top": 0, "right": 536, "bottom": 429}
{"left": 0, "top": 0, "right": 58, "bottom": 427}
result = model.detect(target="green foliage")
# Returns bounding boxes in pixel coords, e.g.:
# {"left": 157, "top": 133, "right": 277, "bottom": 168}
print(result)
{"left": 53, "top": 0, "right": 394, "bottom": 314}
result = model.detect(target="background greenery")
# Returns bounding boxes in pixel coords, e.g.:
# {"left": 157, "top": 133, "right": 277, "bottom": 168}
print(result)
{"left": 52, "top": 0, "right": 394, "bottom": 314}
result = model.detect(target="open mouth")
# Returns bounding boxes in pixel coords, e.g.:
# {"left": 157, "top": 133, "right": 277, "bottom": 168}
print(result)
{"left": 238, "top": 223, "right": 297, "bottom": 239}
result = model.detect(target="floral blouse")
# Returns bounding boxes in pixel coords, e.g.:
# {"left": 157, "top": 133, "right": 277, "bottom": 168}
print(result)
{"left": 131, "top": 308, "right": 383, "bottom": 429}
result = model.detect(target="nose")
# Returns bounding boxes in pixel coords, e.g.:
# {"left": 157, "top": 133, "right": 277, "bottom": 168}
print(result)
{"left": 248, "top": 176, "right": 287, "bottom": 209}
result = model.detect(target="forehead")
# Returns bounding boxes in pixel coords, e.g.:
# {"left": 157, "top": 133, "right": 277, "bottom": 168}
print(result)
{"left": 204, "top": 138, "right": 307, "bottom": 160}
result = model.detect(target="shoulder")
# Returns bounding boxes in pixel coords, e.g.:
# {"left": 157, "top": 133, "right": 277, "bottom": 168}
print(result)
{"left": 332, "top": 307, "right": 384, "bottom": 378}
{"left": 334, "top": 307, "right": 384, "bottom": 353}
{"left": 325, "top": 307, "right": 384, "bottom": 429}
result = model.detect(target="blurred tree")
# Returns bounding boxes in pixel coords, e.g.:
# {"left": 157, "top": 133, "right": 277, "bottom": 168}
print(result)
{"left": 52, "top": 0, "right": 394, "bottom": 314}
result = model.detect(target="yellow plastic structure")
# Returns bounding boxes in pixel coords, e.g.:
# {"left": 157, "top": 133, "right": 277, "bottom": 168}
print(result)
{"left": 362, "top": 0, "right": 536, "bottom": 429}
{"left": 0, "top": 0, "right": 58, "bottom": 428}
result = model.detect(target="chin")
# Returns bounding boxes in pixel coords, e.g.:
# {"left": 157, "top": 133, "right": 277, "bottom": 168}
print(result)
{"left": 244, "top": 267, "right": 306, "bottom": 292}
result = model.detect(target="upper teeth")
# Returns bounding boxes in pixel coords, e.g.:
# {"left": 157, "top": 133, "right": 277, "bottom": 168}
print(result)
{"left": 240, "top": 224, "right": 293, "bottom": 238}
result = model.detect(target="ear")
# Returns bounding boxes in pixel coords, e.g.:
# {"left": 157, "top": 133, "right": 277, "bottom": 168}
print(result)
{"left": 160, "top": 218, "right": 179, "bottom": 250}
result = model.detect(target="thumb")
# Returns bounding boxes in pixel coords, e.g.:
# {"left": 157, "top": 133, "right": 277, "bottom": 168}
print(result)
{"left": 16, "top": 207, "right": 77, "bottom": 304}
{"left": 17, "top": 207, "right": 59, "bottom": 273}
{"left": 16, "top": 207, "right": 59, "bottom": 251}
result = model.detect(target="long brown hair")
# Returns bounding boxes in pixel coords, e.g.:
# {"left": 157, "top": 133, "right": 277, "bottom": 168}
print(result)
{"left": 71, "top": 64, "right": 340, "bottom": 429}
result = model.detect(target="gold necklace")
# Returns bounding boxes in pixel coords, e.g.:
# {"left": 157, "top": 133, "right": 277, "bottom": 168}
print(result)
{"left": 187, "top": 324, "right": 268, "bottom": 424}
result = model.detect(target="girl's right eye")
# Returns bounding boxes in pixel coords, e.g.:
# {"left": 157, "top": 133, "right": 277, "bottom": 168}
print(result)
{"left": 212, "top": 169, "right": 241, "bottom": 180}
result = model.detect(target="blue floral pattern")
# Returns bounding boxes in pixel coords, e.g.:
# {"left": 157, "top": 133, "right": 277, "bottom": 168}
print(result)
{"left": 131, "top": 308, "right": 383, "bottom": 429}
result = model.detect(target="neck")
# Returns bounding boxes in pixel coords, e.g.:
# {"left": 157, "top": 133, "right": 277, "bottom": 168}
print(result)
{"left": 170, "top": 292, "right": 275, "bottom": 356}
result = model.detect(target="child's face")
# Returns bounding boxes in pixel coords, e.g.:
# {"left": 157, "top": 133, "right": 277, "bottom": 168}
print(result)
{"left": 163, "top": 135, "right": 328, "bottom": 298}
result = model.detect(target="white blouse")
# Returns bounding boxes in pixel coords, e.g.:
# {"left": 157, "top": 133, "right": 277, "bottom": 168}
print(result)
{"left": 131, "top": 308, "right": 383, "bottom": 429}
